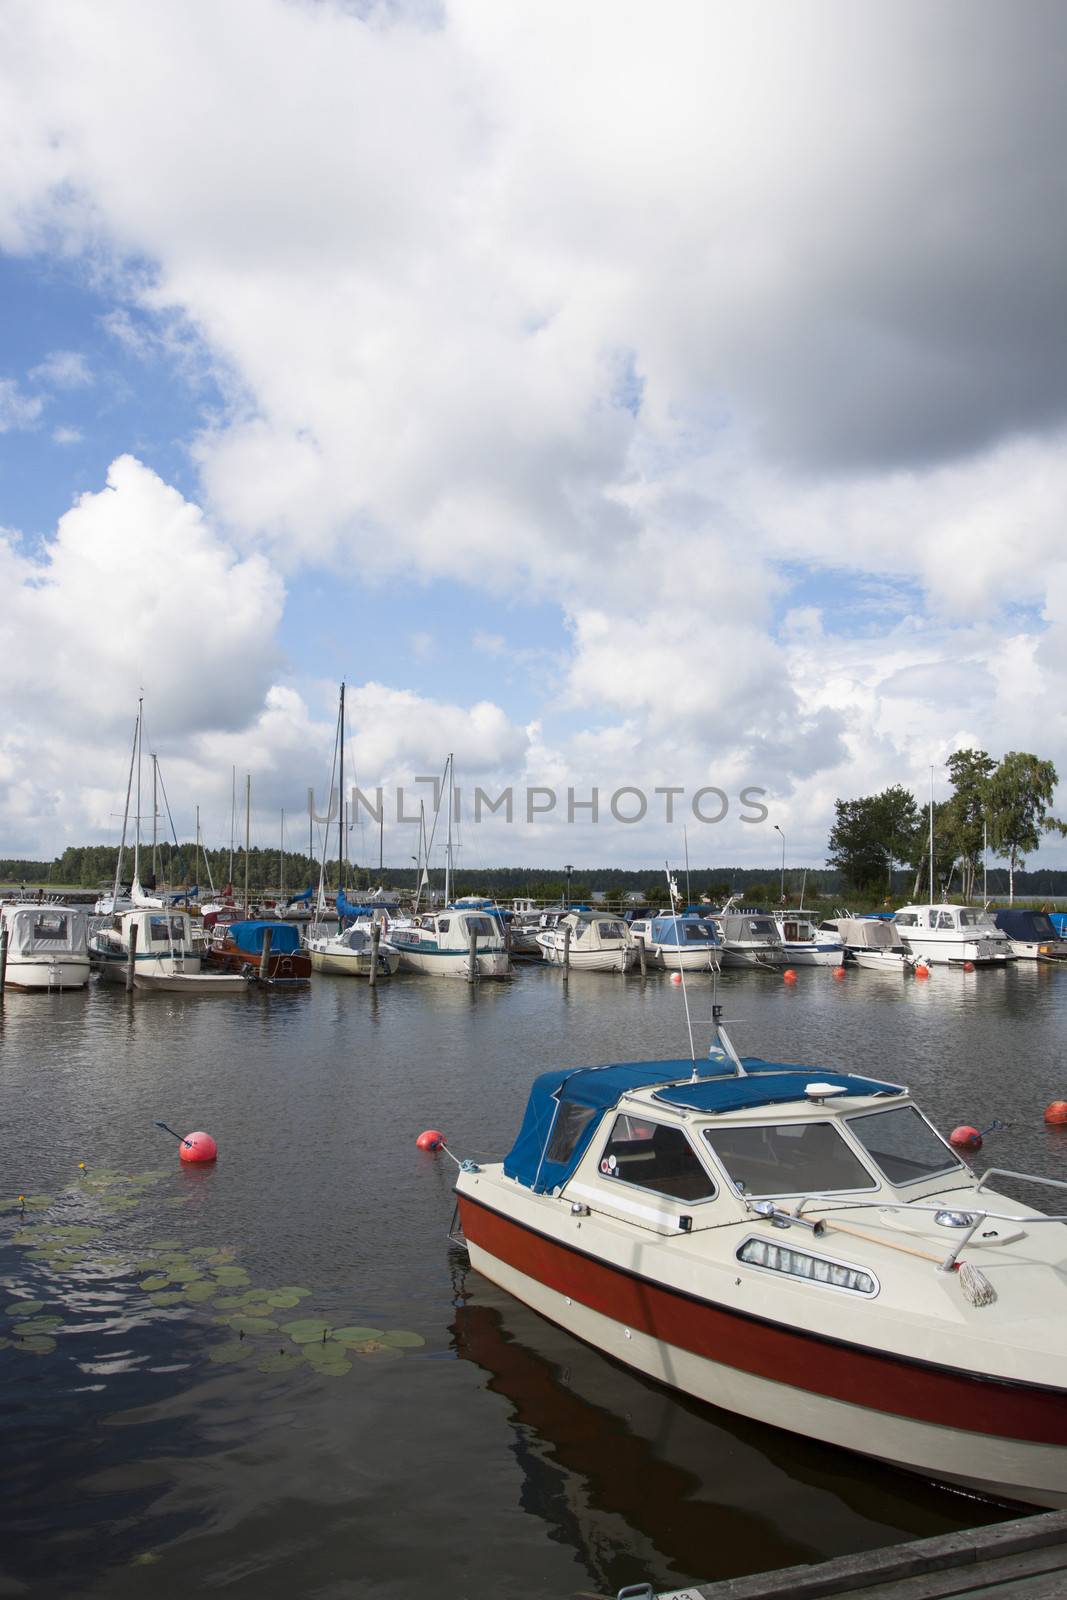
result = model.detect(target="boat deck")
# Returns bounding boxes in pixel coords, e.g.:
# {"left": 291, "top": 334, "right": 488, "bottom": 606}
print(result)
{"left": 645, "top": 1509, "right": 1067, "bottom": 1600}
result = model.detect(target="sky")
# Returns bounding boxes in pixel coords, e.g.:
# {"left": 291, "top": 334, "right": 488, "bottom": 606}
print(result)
{"left": 1, "top": 0, "right": 1066, "bottom": 877}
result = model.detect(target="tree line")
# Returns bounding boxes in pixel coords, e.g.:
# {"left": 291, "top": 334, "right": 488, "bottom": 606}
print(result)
{"left": 827, "top": 750, "right": 1066, "bottom": 899}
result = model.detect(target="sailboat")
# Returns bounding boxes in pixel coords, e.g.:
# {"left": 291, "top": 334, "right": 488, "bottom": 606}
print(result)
{"left": 306, "top": 683, "right": 397, "bottom": 978}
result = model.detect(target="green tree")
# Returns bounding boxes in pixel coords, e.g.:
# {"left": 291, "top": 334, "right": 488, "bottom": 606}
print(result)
{"left": 828, "top": 786, "right": 921, "bottom": 894}
{"left": 938, "top": 749, "right": 996, "bottom": 900}
{"left": 987, "top": 753, "right": 1065, "bottom": 902}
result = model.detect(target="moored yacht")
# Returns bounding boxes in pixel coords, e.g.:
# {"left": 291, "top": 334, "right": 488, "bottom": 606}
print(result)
{"left": 893, "top": 904, "right": 1014, "bottom": 966}
{"left": 452, "top": 1024, "right": 1067, "bottom": 1506}
{"left": 774, "top": 911, "right": 844, "bottom": 967}
{"left": 0, "top": 901, "right": 91, "bottom": 990}
{"left": 628, "top": 913, "right": 722, "bottom": 971}
{"left": 536, "top": 910, "right": 636, "bottom": 973}
{"left": 829, "top": 916, "right": 915, "bottom": 972}
{"left": 90, "top": 908, "right": 249, "bottom": 992}
{"left": 991, "top": 908, "right": 1067, "bottom": 962}
{"left": 715, "top": 910, "right": 786, "bottom": 969}
{"left": 386, "top": 909, "right": 510, "bottom": 978}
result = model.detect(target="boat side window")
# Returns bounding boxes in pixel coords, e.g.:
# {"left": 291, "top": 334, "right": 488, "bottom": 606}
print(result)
{"left": 703, "top": 1122, "right": 875, "bottom": 1198}
{"left": 436, "top": 918, "right": 449, "bottom": 933}
{"left": 545, "top": 1100, "right": 599, "bottom": 1164}
{"left": 737, "top": 1238, "right": 877, "bottom": 1295}
{"left": 895, "top": 913, "right": 916, "bottom": 926}
{"left": 597, "top": 922, "right": 625, "bottom": 939}
{"left": 934, "top": 911, "right": 956, "bottom": 930}
{"left": 847, "top": 1105, "right": 962, "bottom": 1186}
{"left": 466, "top": 916, "right": 496, "bottom": 938}
{"left": 600, "top": 1115, "right": 716, "bottom": 1202}
{"left": 749, "top": 918, "right": 776, "bottom": 937}
{"left": 33, "top": 912, "right": 68, "bottom": 940}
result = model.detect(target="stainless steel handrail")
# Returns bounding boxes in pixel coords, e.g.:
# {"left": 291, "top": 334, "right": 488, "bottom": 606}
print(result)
{"left": 976, "top": 1166, "right": 1067, "bottom": 1196}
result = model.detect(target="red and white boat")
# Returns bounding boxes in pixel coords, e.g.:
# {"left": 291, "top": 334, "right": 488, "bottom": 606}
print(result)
{"left": 454, "top": 1021, "right": 1067, "bottom": 1506}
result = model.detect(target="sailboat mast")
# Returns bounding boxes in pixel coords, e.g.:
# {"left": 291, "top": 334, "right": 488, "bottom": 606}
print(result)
{"left": 337, "top": 681, "right": 345, "bottom": 902}
{"left": 134, "top": 696, "right": 143, "bottom": 885}
{"left": 151, "top": 754, "right": 158, "bottom": 884}
{"left": 928, "top": 766, "right": 935, "bottom": 901}
{"left": 112, "top": 712, "right": 139, "bottom": 907}
{"left": 280, "top": 809, "right": 285, "bottom": 899}
{"left": 229, "top": 766, "right": 236, "bottom": 887}
{"left": 444, "top": 752, "right": 454, "bottom": 907}
{"left": 195, "top": 805, "right": 201, "bottom": 889}
{"left": 244, "top": 774, "right": 251, "bottom": 918}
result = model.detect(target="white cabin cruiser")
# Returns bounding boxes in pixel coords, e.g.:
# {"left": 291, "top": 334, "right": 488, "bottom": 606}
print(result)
{"left": 0, "top": 902, "right": 90, "bottom": 990}
{"left": 89, "top": 909, "right": 248, "bottom": 992}
{"left": 716, "top": 911, "right": 786, "bottom": 969}
{"left": 454, "top": 1027, "right": 1067, "bottom": 1507}
{"left": 893, "top": 905, "right": 1014, "bottom": 966}
{"left": 385, "top": 909, "right": 510, "bottom": 978}
{"left": 830, "top": 917, "right": 915, "bottom": 972}
{"left": 774, "top": 913, "right": 844, "bottom": 968}
{"left": 628, "top": 914, "right": 722, "bottom": 971}
{"left": 536, "top": 911, "right": 636, "bottom": 973}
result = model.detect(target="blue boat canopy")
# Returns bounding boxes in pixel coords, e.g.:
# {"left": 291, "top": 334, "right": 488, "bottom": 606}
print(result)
{"left": 1052, "top": 913, "right": 1067, "bottom": 939}
{"left": 993, "top": 908, "right": 1059, "bottom": 941}
{"left": 228, "top": 920, "right": 302, "bottom": 955}
{"left": 502, "top": 1058, "right": 904, "bottom": 1194}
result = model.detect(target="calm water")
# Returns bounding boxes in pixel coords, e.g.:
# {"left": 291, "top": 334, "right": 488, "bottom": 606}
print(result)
{"left": 2, "top": 960, "right": 1066, "bottom": 1598}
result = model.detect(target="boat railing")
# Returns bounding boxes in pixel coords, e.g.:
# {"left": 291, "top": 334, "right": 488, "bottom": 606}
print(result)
{"left": 776, "top": 1193, "right": 1067, "bottom": 1274}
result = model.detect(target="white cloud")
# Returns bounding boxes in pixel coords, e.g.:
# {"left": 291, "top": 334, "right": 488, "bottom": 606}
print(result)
{"left": 30, "top": 349, "right": 92, "bottom": 389}
{"left": 0, "top": 377, "right": 44, "bottom": 432}
{"left": 52, "top": 424, "right": 83, "bottom": 445}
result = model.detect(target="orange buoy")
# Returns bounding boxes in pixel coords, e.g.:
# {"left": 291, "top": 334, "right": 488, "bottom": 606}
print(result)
{"left": 783, "top": 969, "right": 798, "bottom": 984}
{"left": 831, "top": 966, "right": 846, "bottom": 980}
{"left": 949, "top": 1125, "right": 981, "bottom": 1150}
{"left": 1044, "top": 1102, "right": 1067, "bottom": 1126}
{"left": 416, "top": 1128, "right": 445, "bottom": 1150}
{"left": 179, "top": 1130, "right": 217, "bottom": 1164}
{"left": 914, "top": 963, "right": 930, "bottom": 979}
{"left": 670, "top": 972, "right": 683, "bottom": 986}
{"left": 962, "top": 961, "right": 976, "bottom": 972}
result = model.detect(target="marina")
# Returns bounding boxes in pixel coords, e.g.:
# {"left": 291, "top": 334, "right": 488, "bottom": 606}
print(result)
{"left": 2, "top": 952, "right": 1066, "bottom": 1597}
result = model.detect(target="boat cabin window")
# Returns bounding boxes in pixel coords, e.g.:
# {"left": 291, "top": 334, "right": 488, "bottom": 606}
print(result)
{"left": 746, "top": 918, "right": 778, "bottom": 939}
{"left": 702, "top": 1122, "right": 875, "bottom": 1198}
{"left": 894, "top": 913, "right": 917, "bottom": 926}
{"left": 600, "top": 1115, "right": 716, "bottom": 1202}
{"left": 933, "top": 910, "right": 956, "bottom": 930}
{"left": 596, "top": 922, "right": 625, "bottom": 940}
{"left": 32, "top": 912, "right": 68, "bottom": 941}
{"left": 545, "top": 1100, "right": 599, "bottom": 1164}
{"left": 436, "top": 918, "right": 450, "bottom": 933}
{"left": 959, "top": 909, "right": 992, "bottom": 928}
{"left": 149, "top": 916, "right": 187, "bottom": 944}
{"left": 685, "top": 921, "right": 716, "bottom": 942}
{"left": 465, "top": 916, "right": 496, "bottom": 938}
{"left": 847, "top": 1106, "right": 962, "bottom": 1186}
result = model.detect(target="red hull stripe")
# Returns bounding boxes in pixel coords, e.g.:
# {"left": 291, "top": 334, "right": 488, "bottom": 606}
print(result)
{"left": 458, "top": 1193, "right": 1067, "bottom": 1447}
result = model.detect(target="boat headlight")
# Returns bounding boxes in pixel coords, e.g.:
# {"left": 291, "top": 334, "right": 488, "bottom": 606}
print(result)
{"left": 934, "top": 1210, "right": 975, "bottom": 1228}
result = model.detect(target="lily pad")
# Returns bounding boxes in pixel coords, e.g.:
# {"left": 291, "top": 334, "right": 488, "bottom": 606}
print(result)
{"left": 208, "top": 1340, "right": 256, "bottom": 1365}
{"left": 182, "top": 1282, "right": 218, "bottom": 1304}
{"left": 257, "top": 1349, "right": 307, "bottom": 1374}
{"left": 304, "top": 1345, "right": 352, "bottom": 1374}
{"left": 330, "top": 1325, "right": 383, "bottom": 1347}
{"left": 382, "top": 1330, "right": 426, "bottom": 1349}
{"left": 352, "top": 1342, "right": 402, "bottom": 1361}
{"left": 280, "top": 1318, "right": 332, "bottom": 1344}
{"left": 11, "top": 1316, "right": 62, "bottom": 1336}
{"left": 4, "top": 1300, "right": 45, "bottom": 1317}
{"left": 146, "top": 1238, "right": 183, "bottom": 1251}
{"left": 226, "top": 1315, "right": 278, "bottom": 1336}
{"left": 100, "top": 1196, "right": 141, "bottom": 1211}
{"left": 19, "top": 1335, "right": 57, "bottom": 1355}
{"left": 187, "top": 1246, "right": 219, "bottom": 1258}
{"left": 212, "top": 1267, "right": 251, "bottom": 1287}
{"left": 37, "top": 1226, "right": 99, "bottom": 1245}
{"left": 148, "top": 1291, "right": 186, "bottom": 1307}
{"left": 212, "top": 1292, "right": 258, "bottom": 1310}
{"left": 272, "top": 1286, "right": 311, "bottom": 1300}
{"left": 1, "top": 1194, "right": 53, "bottom": 1212}
{"left": 139, "top": 1275, "right": 172, "bottom": 1292}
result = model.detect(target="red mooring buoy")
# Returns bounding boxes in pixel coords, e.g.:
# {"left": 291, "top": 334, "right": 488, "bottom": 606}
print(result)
{"left": 179, "top": 1131, "right": 218, "bottom": 1164}
{"left": 416, "top": 1129, "right": 445, "bottom": 1151}
{"left": 1044, "top": 1102, "right": 1067, "bottom": 1126}
{"left": 670, "top": 971, "right": 683, "bottom": 986}
{"left": 832, "top": 966, "right": 846, "bottom": 980}
{"left": 949, "top": 1125, "right": 982, "bottom": 1150}
{"left": 962, "top": 961, "right": 976, "bottom": 972}
{"left": 914, "top": 963, "right": 930, "bottom": 979}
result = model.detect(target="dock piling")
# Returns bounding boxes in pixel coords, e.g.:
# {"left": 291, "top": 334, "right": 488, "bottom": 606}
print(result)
{"left": 467, "top": 922, "right": 478, "bottom": 983}
{"left": 259, "top": 926, "right": 273, "bottom": 982}
{"left": 562, "top": 924, "right": 571, "bottom": 984}
{"left": 369, "top": 922, "right": 380, "bottom": 987}
{"left": 638, "top": 937, "right": 647, "bottom": 976}
{"left": 0, "top": 926, "right": 7, "bottom": 1006}
{"left": 125, "top": 923, "right": 138, "bottom": 993}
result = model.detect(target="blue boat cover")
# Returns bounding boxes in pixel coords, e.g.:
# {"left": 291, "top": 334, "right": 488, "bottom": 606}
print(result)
{"left": 287, "top": 886, "right": 313, "bottom": 905}
{"left": 335, "top": 888, "right": 378, "bottom": 923}
{"left": 1052, "top": 913, "right": 1067, "bottom": 938}
{"left": 228, "top": 920, "right": 302, "bottom": 955}
{"left": 993, "top": 908, "right": 1059, "bottom": 940}
{"left": 502, "top": 1057, "right": 903, "bottom": 1193}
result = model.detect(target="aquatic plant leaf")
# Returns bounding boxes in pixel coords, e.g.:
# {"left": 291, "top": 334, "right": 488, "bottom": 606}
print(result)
{"left": 139, "top": 1275, "right": 172, "bottom": 1292}
{"left": 257, "top": 1350, "right": 307, "bottom": 1374}
{"left": 11, "top": 1230, "right": 43, "bottom": 1247}
{"left": 213, "top": 1292, "right": 261, "bottom": 1310}
{"left": 329, "top": 1326, "right": 383, "bottom": 1347}
{"left": 165, "top": 1267, "right": 205, "bottom": 1284}
{"left": 39, "top": 1227, "right": 99, "bottom": 1245}
{"left": 272, "top": 1286, "right": 312, "bottom": 1300}
{"left": 206, "top": 1246, "right": 237, "bottom": 1264}
{"left": 1, "top": 1195, "right": 53, "bottom": 1212}
{"left": 146, "top": 1239, "right": 183, "bottom": 1251}
{"left": 4, "top": 1300, "right": 44, "bottom": 1317}
{"left": 148, "top": 1291, "right": 185, "bottom": 1307}
{"left": 11, "top": 1316, "right": 62, "bottom": 1335}
{"left": 381, "top": 1330, "right": 426, "bottom": 1349}
{"left": 264, "top": 1291, "right": 303, "bottom": 1309}
{"left": 20, "top": 1335, "right": 57, "bottom": 1355}
{"left": 212, "top": 1267, "right": 251, "bottom": 1287}
{"left": 226, "top": 1316, "right": 278, "bottom": 1336}
{"left": 187, "top": 1246, "right": 219, "bottom": 1258}
{"left": 100, "top": 1196, "right": 141, "bottom": 1210}
{"left": 208, "top": 1340, "right": 256, "bottom": 1364}
{"left": 303, "top": 1343, "right": 352, "bottom": 1371}
{"left": 280, "top": 1318, "right": 331, "bottom": 1344}
{"left": 182, "top": 1282, "right": 218, "bottom": 1304}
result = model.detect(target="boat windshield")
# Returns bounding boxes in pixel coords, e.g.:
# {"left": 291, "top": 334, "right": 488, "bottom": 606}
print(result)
{"left": 958, "top": 909, "right": 996, "bottom": 928}
{"left": 702, "top": 1122, "right": 875, "bottom": 1199}
{"left": 684, "top": 921, "right": 717, "bottom": 942}
{"left": 847, "top": 1106, "right": 962, "bottom": 1186}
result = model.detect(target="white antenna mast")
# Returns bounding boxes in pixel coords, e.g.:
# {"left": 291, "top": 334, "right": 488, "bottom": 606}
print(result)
{"left": 665, "top": 861, "right": 697, "bottom": 1070}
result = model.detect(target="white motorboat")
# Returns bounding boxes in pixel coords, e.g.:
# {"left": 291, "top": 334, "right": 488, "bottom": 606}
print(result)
{"left": 830, "top": 917, "right": 915, "bottom": 972}
{"left": 715, "top": 911, "right": 786, "bottom": 969}
{"left": 90, "top": 908, "right": 246, "bottom": 992}
{"left": 453, "top": 1024, "right": 1067, "bottom": 1507}
{"left": 628, "top": 913, "right": 722, "bottom": 971}
{"left": 307, "top": 921, "right": 400, "bottom": 977}
{"left": 0, "top": 902, "right": 91, "bottom": 990}
{"left": 893, "top": 904, "right": 1014, "bottom": 966}
{"left": 991, "top": 909, "right": 1067, "bottom": 962}
{"left": 536, "top": 911, "right": 636, "bottom": 973}
{"left": 774, "top": 912, "right": 844, "bottom": 967}
{"left": 386, "top": 909, "right": 510, "bottom": 978}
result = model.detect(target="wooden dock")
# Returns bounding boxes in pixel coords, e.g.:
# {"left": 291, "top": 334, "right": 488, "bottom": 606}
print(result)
{"left": 636, "top": 1508, "right": 1067, "bottom": 1600}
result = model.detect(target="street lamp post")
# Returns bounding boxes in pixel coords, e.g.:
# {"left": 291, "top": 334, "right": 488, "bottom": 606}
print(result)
{"left": 773, "top": 825, "right": 785, "bottom": 904}
{"left": 564, "top": 864, "right": 573, "bottom": 908}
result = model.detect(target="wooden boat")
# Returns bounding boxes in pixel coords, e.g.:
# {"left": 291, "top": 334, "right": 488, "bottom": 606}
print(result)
{"left": 204, "top": 919, "right": 312, "bottom": 986}
{"left": 454, "top": 1022, "right": 1067, "bottom": 1506}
